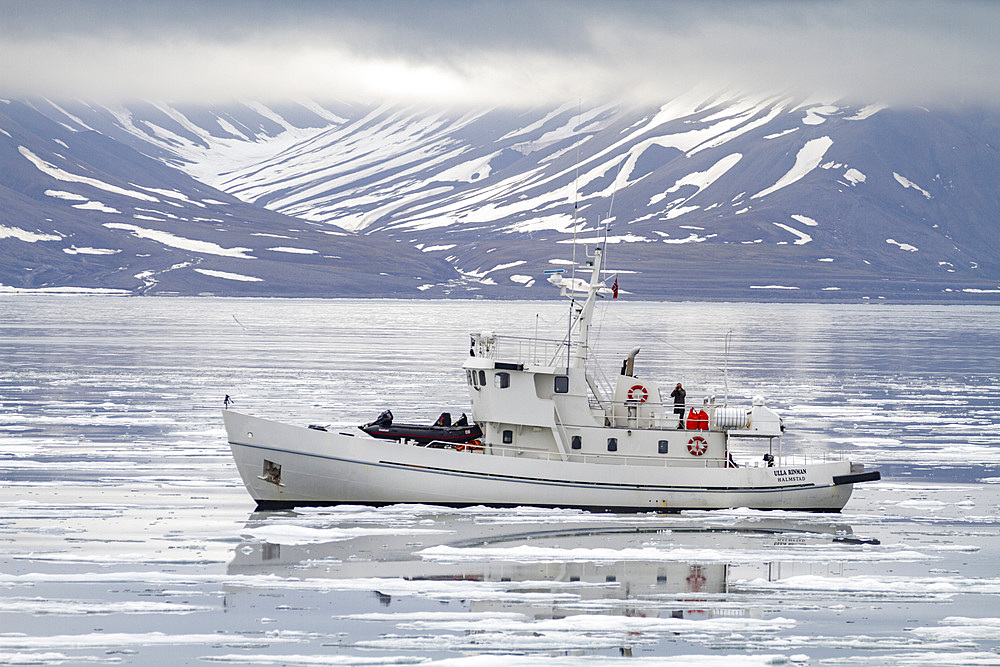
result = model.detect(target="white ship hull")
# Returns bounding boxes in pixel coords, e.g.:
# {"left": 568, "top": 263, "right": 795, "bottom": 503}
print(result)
{"left": 224, "top": 410, "right": 870, "bottom": 512}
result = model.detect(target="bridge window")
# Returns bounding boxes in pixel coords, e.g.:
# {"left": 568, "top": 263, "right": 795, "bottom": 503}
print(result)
{"left": 658, "top": 440, "right": 668, "bottom": 454}
{"left": 466, "top": 370, "right": 473, "bottom": 386}
{"left": 571, "top": 435, "right": 582, "bottom": 450}
{"left": 502, "top": 429, "right": 514, "bottom": 444}
{"left": 607, "top": 437, "right": 617, "bottom": 452}
{"left": 554, "top": 375, "right": 569, "bottom": 393}
{"left": 495, "top": 372, "right": 510, "bottom": 389}
{"left": 478, "top": 370, "right": 486, "bottom": 386}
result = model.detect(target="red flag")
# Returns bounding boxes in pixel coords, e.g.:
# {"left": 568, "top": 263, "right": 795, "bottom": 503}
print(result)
{"left": 612, "top": 277, "right": 618, "bottom": 299}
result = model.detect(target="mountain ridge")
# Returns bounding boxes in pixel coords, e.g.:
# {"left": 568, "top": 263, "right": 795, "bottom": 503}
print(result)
{"left": 2, "top": 95, "right": 998, "bottom": 301}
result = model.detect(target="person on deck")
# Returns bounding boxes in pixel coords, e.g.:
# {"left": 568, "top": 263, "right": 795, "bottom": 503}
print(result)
{"left": 670, "top": 383, "right": 686, "bottom": 429}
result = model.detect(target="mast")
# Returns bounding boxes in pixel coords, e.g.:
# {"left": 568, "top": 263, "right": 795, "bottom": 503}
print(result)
{"left": 564, "top": 244, "right": 604, "bottom": 368}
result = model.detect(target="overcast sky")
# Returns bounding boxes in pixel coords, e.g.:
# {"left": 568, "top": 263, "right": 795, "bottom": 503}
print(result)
{"left": 2, "top": 0, "right": 998, "bottom": 108}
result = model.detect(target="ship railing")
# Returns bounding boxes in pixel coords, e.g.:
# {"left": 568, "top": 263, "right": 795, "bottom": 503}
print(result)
{"left": 470, "top": 333, "right": 574, "bottom": 367}
{"left": 479, "top": 444, "right": 846, "bottom": 468}
{"left": 734, "top": 452, "right": 848, "bottom": 468}
{"left": 588, "top": 397, "right": 719, "bottom": 431}
{"left": 481, "top": 444, "right": 732, "bottom": 467}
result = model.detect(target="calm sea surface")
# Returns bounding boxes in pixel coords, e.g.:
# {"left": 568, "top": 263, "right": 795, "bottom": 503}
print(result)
{"left": 1, "top": 296, "right": 999, "bottom": 665}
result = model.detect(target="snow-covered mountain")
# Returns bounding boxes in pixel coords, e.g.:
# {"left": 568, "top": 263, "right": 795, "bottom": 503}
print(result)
{"left": 2, "top": 95, "right": 999, "bottom": 300}
{"left": 0, "top": 99, "right": 455, "bottom": 296}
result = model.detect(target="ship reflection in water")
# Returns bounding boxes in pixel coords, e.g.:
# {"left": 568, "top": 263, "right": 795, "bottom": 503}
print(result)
{"left": 227, "top": 506, "right": 878, "bottom": 629}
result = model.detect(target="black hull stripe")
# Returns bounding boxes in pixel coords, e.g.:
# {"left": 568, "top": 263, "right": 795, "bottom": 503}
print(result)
{"left": 381, "top": 460, "right": 817, "bottom": 493}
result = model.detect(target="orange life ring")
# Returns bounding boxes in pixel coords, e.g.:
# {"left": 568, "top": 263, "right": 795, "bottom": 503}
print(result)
{"left": 687, "top": 436, "right": 708, "bottom": 456}
{"left": 627, "top": 384, "right": 648, "bottom": 402}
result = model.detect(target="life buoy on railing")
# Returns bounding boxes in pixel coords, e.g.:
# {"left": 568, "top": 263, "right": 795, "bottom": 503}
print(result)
{"left": 687, "top": 435, "right": 708, "bottom": 456}
{"left": 627, "top": 384, "right": 648, "bottom": 402}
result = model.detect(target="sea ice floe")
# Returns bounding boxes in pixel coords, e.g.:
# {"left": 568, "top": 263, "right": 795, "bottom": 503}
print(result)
{"left": 199, "top": 655, "right": 433, "bottom": 665}
{"left": 826, "top": 652, "right": 1000, "bottom": 666}
{"left": 350, "top": 613, "right": 797, "bottom": 653}
{"left": 417, "top": 544, "right": 928, "bottom": 564}
{"left": 376, "top": 613, "right": 796, "bottom": 635}
{"left": 740, "top": 574, "right": 1000, "bottom": 596}
{"left": 908, "top": 617, "right": 1000, "bottom": 642}
{"left": 11, "top": 552, "right": 220, "bottom": 566}
{"left": 0, "top": 631, "right": 301, "bottom": 651}
{"left": 0, "top": 597, "right": 214, "bottom": 616}
{"left": 242, "top": 525, "right": 451, "bottom": 546}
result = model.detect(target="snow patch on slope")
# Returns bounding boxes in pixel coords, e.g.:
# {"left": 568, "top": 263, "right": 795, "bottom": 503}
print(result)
{"left": 772, "top": 222, "right": 812, "bottom": 245}
{"left": 652, "top": 153, "right": 742, "bottom": 215}
{"left": 193, "top": 268, "right": 263, "bottom": 282}
{"left": 887, "top": 238, "right": 918, "bottom": 252}
{"left": 893, "top": 172, "right": 932, "bottom": 198}
{"left": 844, "top": 168, "right": 866, "bottom": 185}
{"left": 19, "top": 147, "right": 159, "bottom": 202}
{"left": 752, "top": 137, "right": 833, "bottom": 199}
{"left": 0, "top": 225, "right": 61, "bottom": 243}
{"left": 103, "top": 223, "right": 255, "bottom": 258}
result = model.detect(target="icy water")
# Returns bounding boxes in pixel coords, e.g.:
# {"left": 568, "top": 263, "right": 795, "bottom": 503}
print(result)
{"left": 2, "top": 296, "right": 999, "bottom": 666}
